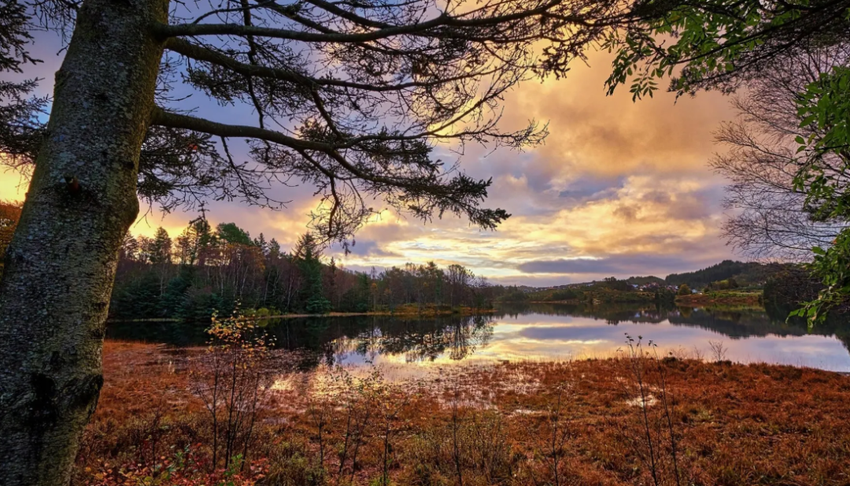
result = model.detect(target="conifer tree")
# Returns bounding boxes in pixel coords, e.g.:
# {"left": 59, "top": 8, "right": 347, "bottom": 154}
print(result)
{"left": 294, "top": 233, "right": 331, "bottom": 314}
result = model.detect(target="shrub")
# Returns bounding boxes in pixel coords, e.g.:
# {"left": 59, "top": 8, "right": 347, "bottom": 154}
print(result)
{"left": 190, "top": 310, "right": 276, "bottom": 472}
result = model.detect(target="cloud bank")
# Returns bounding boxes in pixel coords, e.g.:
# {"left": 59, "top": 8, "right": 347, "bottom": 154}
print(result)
{"left": 0, "top": 37, "right": 740, "bottom": 286}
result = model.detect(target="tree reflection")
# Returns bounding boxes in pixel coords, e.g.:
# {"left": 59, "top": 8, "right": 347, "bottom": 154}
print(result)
{"left": 106, "top": 303, "right": 849, "bottom": 370}
{"left": 323, "top": 315, "right": 494, "bottom": 364}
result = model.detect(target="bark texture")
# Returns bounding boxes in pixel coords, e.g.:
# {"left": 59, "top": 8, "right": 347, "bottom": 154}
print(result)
{"left": 0, "top": 0, "right": 168, "bottom": 484}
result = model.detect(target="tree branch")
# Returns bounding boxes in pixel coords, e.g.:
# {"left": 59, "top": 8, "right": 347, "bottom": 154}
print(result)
{"left": 151, "top": 106, "right": 332, "bottom": 152}
{"left": 155, "top": 0, "right": 588, "bottom": 43}
{"left": 165, "top": 37, "right": 494, "bottom": 93}
{"left": 151, "top": 107, "right": 399, "bottom": 187}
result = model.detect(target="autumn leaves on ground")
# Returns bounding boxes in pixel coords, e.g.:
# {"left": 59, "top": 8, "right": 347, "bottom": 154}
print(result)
{"left": 75, "top": 314, "right": 850, "bottom": 486}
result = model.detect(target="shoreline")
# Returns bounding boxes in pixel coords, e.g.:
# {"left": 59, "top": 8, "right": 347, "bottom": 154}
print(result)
{"left": 675, "top": 291, "right": 763, "bottom": 306}
{"left": 107, "top": 306, "right": 498, "bottom": 323}
{"left": 106, "top": 299, "right": 777, "bottom": 324}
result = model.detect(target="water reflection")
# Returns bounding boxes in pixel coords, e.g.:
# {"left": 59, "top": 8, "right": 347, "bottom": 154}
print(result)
{"left": 500, "top": 303, "right": 850, "bottom": 342}
{"left": 107, "top": 303, "right": 850, "bottom": 372}
{"left": 315, "top": 315, "right": 494, "bottom": 365}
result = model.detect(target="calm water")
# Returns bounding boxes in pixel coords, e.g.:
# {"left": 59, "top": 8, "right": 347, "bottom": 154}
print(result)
{"left": 107, "top": 303, "right": 850, "bottom": 372}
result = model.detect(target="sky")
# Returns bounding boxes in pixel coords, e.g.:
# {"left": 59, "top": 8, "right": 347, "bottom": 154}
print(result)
{"left": 0, "top": 22, "right": 743, "bottom": 287}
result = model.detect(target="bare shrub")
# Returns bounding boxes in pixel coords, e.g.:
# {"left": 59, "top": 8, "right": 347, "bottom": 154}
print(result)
{"left": 616, "top": 335, "right": 683, "bottom": 486}
{"left": 190, "top": 309, "right": 276, "bottom": 472}
{"left": 304, "top": 393, "right": 334, "bottom": 483}
{"left": 330, "top": 368, "right": 377, "bottom": 485}
{"left": 690, "top": 345, "right": 705, "bottom": 361}
{"left": 403, "top": 376, "right": 517, "bottom": 486}
{"left": 527, "top": 381, "right": 575, "bottom": 486}
{"left": 708, "top": 340, "right": 728, "bottom": 362}
{"left": 373, "top": 377, "right": 411, "bottom": 486}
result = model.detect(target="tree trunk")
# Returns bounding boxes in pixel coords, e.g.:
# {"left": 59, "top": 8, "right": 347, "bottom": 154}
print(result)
{"left": 0, "top": 1, "right": 168, "bottom": 484}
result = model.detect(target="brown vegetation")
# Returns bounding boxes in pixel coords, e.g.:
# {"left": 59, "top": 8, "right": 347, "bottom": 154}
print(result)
{"left": 75, "top": 339, "right": 850, "bottom": 486}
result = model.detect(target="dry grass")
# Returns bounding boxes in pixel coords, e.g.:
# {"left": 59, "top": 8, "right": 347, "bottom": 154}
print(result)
{"left": 73, "top": 340, "right": 850, "bottom": 486}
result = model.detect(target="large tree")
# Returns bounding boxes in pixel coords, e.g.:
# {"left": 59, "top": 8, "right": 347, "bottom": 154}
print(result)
{"left": 602, "top": 0, "right": 850, "bottom": 321}
{"left": 0, "top": 0, "right": 645, "bottom": 483}
{"left": 711, "top": 45, "right": 850, "bottom": 260}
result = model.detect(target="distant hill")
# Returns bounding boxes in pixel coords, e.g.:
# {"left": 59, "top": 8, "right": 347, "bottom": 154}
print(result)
{"left": 664, "top": 260, "right": 793, "bottom": 290}
{"left": 510, "top": 261, "right": 794, "bottom": 294}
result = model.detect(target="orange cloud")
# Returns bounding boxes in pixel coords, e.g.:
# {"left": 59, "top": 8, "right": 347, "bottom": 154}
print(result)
{"left": 2, "top": 37, "right": 742, "bottom": 284}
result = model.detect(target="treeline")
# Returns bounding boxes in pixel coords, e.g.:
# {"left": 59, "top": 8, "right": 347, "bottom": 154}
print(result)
{"left": 110, "top": 219, "right": 500, "bottom": 321}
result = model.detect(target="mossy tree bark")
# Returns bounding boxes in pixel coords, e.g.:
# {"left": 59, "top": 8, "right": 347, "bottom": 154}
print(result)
{"left": 0, "top": 0, "right": 168, "bottom": 484}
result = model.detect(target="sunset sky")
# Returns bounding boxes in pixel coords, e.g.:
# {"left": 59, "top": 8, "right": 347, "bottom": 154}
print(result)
{"left": 1, "top": 27, "right": 742, "bottom": 287}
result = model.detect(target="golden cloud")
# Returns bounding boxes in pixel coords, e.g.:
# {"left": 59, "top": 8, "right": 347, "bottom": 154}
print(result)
{"left": 0, "top": 45, "right": 741, "bottom": 284}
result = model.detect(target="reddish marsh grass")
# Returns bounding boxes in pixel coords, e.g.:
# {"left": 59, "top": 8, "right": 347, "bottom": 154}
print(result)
{"left": 74, "top": 340, "right": 850, "bottom": 485}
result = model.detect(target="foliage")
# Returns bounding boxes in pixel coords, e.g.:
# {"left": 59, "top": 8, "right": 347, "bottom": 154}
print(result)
{"left": 788, "top": 66, "right": 850, "bottom": 323}
{"left": 603, "top": 0, "right": 850, "bottom": 99}
{"left": 495, "top": 287, "right": 529, "bottom": 303}
{"left": 1, "top": 0, "right": 656, "bottom": 246}
{"left": 764, "top": 266, "right": 824, "bottom": 311}
{"left": 626, "top": 276, "right": 665, "bottom": 286}
{"left": 790, "top": 232, "right": 850, "bottom": 324}
{"left": 604, "top": 276, "right": 634, "bottom": 292}
{"left": 0, "top": 0, "right": 47, "bottom": 168}
{"left": 706, "top": 279, "right": 738, "bottom": 291}
{"left": 217, "top": 223, "right": 253, "bottom": 246}
{"left": 548, "top": 289, "right": 579, "bottom": 301}
{"left": 148, "top": 227, "right": 174, "bottom": 265}
{"left": 191, "top": 309, "right": 276, "bottom": 472}
{"left": 795, "top": 68, "right": 850, "bottom": 214}
{"left": 676, "top": 284, "right": 691, "bottom": 296}
{"left": 110, "top": 272, "right": 163, "bottom": 320}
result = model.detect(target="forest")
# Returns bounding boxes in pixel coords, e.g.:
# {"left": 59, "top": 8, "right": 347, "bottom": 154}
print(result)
{"left": 110, "top": 219, "right": 498, "bottom": 321}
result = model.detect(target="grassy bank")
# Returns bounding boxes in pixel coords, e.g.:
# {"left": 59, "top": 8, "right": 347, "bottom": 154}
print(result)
{"left": 74, "top": 340, "right": 850, "bottom": 486}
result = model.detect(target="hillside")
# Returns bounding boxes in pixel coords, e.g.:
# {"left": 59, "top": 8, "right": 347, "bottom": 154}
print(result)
{"left": 664, "top": 260, "right": 794, "bottom": 290}
{"left": 503, "top": 277, "right": 676, "bottom": 305}
{"left": 505, "top": 261, "right": 795, "bottom": 302}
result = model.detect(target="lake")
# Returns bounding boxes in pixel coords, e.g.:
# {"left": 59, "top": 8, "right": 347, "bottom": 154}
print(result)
{"left": 107, "top": 303, "right": 850, "bottom": 373}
